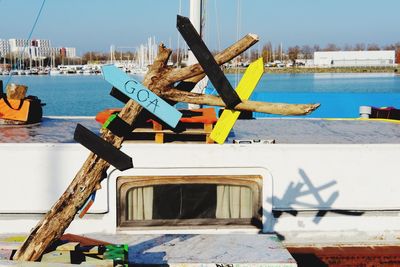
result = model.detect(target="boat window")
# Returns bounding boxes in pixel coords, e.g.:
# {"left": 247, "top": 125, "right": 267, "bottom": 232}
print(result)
{"left": 117, "top": 175, "right": 262, "bottom": 228}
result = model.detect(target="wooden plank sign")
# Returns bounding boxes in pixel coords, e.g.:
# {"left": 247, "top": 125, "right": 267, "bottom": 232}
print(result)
{"left": 176, "top": 15, "right": 242, "bottom": 109}
{"left": 74, "top": 124, "right": 133, "bottom": 171}
{"left": 78, "top": 192, "right": 96, "bottom": 218}
{"left": 210, "top": 58, "right": 264, "bottom": 144}
{"left": 102, "top": 65, "right": 182, "bottom": 128}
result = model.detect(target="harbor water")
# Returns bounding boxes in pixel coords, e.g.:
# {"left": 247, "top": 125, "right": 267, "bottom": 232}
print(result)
{"left": 2, "top": 72, "right": 400, "bottom": 118}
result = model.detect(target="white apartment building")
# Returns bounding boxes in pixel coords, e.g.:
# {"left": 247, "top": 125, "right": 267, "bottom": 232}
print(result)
{"left": 314, "top": 50, "right": 395, "bottom": 67}
{"left": 8, "top": 38, "right": 30, "bottom": 57}
{"left": 8, "top": 38, "right": 48, "bottom": 58}
{"left": 0, "top": 39, "right": 10, "bottom": 57}
{"left": 30, "top": 47, "right": 53, "bottom": 59}
{"left": 64, "top": 47, "right": 77, "bottom": 58}
{"left": 2, "top": 38, "right": 76, "bottom": 59}
{"left": 35, "top": 39, "right": 51, "bottom": 48}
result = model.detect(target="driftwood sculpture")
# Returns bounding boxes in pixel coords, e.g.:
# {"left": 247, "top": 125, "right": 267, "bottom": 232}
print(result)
{"left": 14, "top": 32, "right": 319, "bottom": 261}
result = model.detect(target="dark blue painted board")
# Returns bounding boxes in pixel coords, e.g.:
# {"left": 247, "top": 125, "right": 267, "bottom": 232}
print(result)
{"left": 176, "top": 15, "right": 241, "bottom": 109}
{"left": 74, "top": 123, "right": 133, "bottom": 171}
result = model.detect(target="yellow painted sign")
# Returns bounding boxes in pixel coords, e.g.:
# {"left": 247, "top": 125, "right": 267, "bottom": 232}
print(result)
{"left": 210, "top": 58, "right": 264, "bottom": 144}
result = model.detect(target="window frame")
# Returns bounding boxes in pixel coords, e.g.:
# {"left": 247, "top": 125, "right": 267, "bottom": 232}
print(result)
{"left": 117, "top": 175, "right": 263, "bottom": 228}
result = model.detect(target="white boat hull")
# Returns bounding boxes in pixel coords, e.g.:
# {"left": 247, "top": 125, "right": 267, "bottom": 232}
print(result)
{"left": 1, "top": 118, "right": 400, "bottom": 248}
{"left": 1, "top": 140, "right": 400, "bottom": 246}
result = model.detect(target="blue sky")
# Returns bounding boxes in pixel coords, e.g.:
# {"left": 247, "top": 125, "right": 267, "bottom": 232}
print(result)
{"left": 0, "top": 0, "right": 399, "bottom": 55}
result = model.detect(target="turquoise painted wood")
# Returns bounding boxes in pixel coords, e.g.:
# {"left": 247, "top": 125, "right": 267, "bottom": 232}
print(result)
{"left": 101, "top": 65, "right": 182, "bottom": 128}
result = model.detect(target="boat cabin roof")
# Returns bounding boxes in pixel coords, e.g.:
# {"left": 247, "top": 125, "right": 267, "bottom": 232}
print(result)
{"left": 0, "top": 117, "right": 399, "bottom": 144}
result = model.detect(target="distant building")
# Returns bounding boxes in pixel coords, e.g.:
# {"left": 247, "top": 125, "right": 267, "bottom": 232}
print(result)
{"left": 59, "top": 47, "right": 76, "bottom": 58}
{"left": 313, "top": 50, "right": 395, "bottom": 67}
{"left": 1, "top": 38, "right": 76, "bottom": 60}
{"left": 64, "top": 47, "right": 76, "bottom": 58}
{"left": 30, "top": 39, "right": 52, "bottom": 59}
{"left": 50, "top": 47, "right": 59, "bottom": 56}
{"left": 0, "top": 39, "right": 10, "bottom": 57}
{"left": 34, "top": 39, "right": 51, "bottom": 48}
{"left": 8, "top": 38, "right": 30, "bottom": 57}
{"left": 8, "top": 38, "right": 52, "bottom": 59}
{"left": 29, "top": 47, "right": 51, "bottom": 59}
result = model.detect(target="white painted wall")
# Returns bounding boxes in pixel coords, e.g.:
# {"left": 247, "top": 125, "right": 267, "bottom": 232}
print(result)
{"left": 1, "top": 143, "right": 400, "bottom": 245}
{"left": 0, "top": 144, "right": 108, "bottom": 214}
{"left": 314, "top": 50, "right": 395, "bottom": 67}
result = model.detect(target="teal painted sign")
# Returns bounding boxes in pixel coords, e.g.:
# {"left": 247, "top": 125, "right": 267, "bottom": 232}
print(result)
{"left": 102, "top": 65, "right": 182, "bottom": 128}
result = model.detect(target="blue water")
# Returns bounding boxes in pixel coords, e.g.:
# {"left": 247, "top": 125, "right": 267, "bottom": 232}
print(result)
{"left": 1, "top": 75, "right": 125, "bottom": 116}
{"left": 2, "top": 73, "right": 400, "bottom": 118}
{"left": 210, "top": 73, "right": 400, "bottom": 118}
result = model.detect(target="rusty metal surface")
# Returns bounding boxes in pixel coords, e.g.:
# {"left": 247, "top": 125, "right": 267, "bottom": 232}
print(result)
{"left": 288, "top": 246, "right": 400, "bottom": 267}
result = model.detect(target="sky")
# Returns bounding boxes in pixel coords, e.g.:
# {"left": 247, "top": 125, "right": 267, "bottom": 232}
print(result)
{"left": 0, "top": 0, "right": 399, "bottom": 55}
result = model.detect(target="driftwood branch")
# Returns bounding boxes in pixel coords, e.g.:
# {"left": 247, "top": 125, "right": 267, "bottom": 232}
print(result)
{"left": 162, "top": 89, "right": 319, "bottom": 115}
{"left": 159, "top": 36, "right": 319, "bottom": 116}
{"left": 165, "top": 33, "right": 259, "bottom": 84}
{"left": 13, "top": 46, "right": 171, "bottom": 262}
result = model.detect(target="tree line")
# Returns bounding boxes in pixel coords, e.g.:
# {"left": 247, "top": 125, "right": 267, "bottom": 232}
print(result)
{"left": 261, "top": 42, "right": 400, "bottom": 64}
{"left": 70, "top": 42, "right": 400, "bottom": 65}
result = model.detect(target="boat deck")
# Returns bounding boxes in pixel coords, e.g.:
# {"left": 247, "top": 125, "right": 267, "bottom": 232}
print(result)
{"left": 228, "top": 118, "right": 400, "bottom": 144}
{"left": 88, "top": 233, "right": 296, "bottom": 266}
{"left": 0, "top": 234, "right": 296, "bottom": 266}
{"left": 0, "top": 116, "right": 400, "bottom": 144}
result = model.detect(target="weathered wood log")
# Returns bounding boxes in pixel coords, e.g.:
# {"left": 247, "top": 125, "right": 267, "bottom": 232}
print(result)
{"left": 162, "top": 89, "right": 319, "bottom": 115}
{"left": 161, "top": 33, "right": 318, "bottom": 115}
{"left": 13, "top": 47, "right": 172, "bottom": 262}
{"left": 6, "top": 83, "right": 27, "bottom": 100}
{"left": 164, "top": 33, "right": 259, "bottom": 84}
{"left": 173, "top": 34, "right": 259, "bottom": 94}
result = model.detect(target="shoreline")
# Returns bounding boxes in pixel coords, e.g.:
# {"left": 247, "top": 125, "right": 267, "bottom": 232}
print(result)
{"left": 225, "top": 66, "right": 399, "bottom": 74}
{"left": 1, "top": 67, "right": 398, "bottom": 77}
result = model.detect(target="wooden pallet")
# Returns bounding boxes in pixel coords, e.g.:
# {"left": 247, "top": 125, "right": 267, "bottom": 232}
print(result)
{"left": 154, "top": 120, "right": 213, "bottom": 144}
{"left": 0, "top": 234, "right": 127, "bottom": 266}
{"left": 126, "top": 120, "right": 214, "bottom": 144}
{"left": 126, "top": 108, "right": 217, "bottom": 144}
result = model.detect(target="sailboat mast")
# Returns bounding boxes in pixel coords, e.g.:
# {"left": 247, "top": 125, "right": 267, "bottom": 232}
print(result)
{"left": 187, "top": 0, "right": 203, "bottom": 65}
